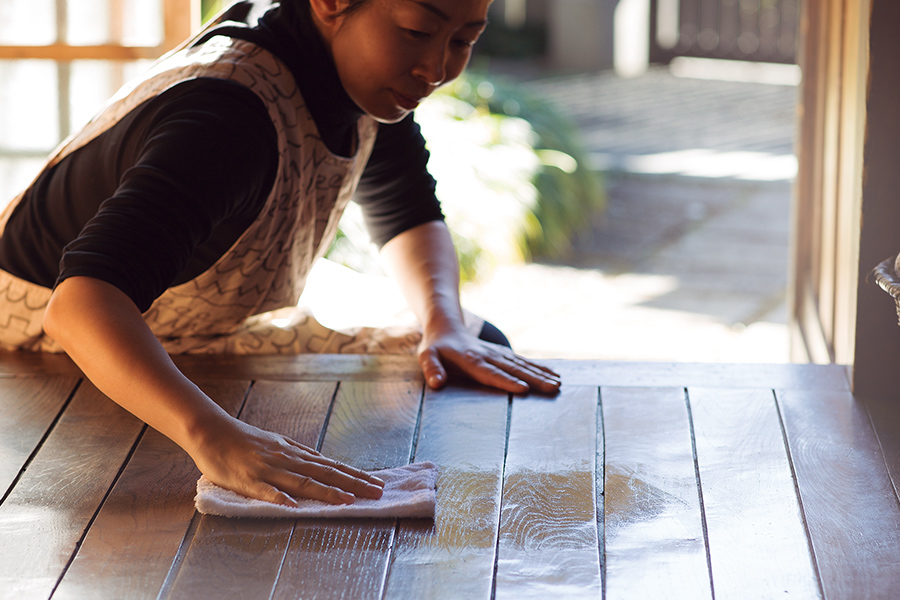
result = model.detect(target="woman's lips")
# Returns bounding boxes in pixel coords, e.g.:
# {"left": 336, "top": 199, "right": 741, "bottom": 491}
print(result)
{"left": 392, "top": 91, "right": 422, "bottom": 111}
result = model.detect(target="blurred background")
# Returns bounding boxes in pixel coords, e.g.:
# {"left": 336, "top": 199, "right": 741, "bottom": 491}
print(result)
{"left": 0, "top": 0, "right": 801, "bottom": 363}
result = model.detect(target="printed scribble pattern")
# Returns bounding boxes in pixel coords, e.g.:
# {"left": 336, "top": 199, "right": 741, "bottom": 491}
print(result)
{"left": 0, "top": 25, "right": 473, "bottom": 355}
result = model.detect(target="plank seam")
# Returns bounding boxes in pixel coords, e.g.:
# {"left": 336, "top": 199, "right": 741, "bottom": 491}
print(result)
{"left": 158, "top": 380, "right": 257, "bottom": 599}
{"left": 404, "top": 382, "right": 428, "bottom": 465}
{"left": 269, "top": 381, "right": 339, "bottom": 600}
{"left": 52, "top": 422, "right": 148, "bottom": 598}
{"left": 772, "top": 389, "right": 826, "bottom": 600}
{"left": 490, "top": 394, "right": 513, "bottom": 600}
{"left": 598, "top": 386, "right": 607, "bottom": 600}
{"left": 0, "top": 378, "right": 82, "bottom": 507}
{"left": 684, "top": 387, "right": 716, "bottom": 600}
{"left": 380, "top": 382, "right": 427, "bottom": 600}
{"left": 857, "top": 396, "right": 900, "bottom": 517}
{"left": 156, "top": 511, "right": 202, "bottom": 600}
{"left": 315, "top": 381, "right": 342, "bottom": 452}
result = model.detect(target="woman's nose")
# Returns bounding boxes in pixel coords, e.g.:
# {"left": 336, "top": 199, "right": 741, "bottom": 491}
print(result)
{"left": 412, "top": 44, "right": 447, "bottom": 86}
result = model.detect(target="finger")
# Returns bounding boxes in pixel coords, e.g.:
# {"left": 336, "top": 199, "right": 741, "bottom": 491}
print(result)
{"left": 495, "top": 356, "right": 561, "bottom": 394}
{"left": 278, "top": 436, "right": 385, "bottom": 488}
{"left": 418, "top": 346, "right": 449, "bottom": 389}
{"left": 247, "top": 482, "right": 300, "bottom": 507}
{"left": 296, "top": 460, "right": 385, "bottom": 499}
{"left": 472, "top": 347, "right": 560, "bottom": 393}
{"left": 284, "top": 445, "right": 385, "bottom": 489}
{"left": 456, "top": 356, "right": 531, "bottom": 394}
{"left": 274, "top": 473, "right": 358, "bottom": 505}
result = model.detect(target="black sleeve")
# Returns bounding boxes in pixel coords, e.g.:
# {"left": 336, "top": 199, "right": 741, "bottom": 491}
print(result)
{"left": 354, "top": 113, "right": 444, "bottom": 248}
{"left": 57, "top": 78, "right": 278, "bottom": 312}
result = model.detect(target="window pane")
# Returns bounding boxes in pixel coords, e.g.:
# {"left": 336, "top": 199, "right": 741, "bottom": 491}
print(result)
{"left": 0, "top": 0, "right": 57, "bottom": 45}
{"left": 69, "top": 59, "right": 152, "bottom": 130}
{"left": 66, "top": 0, "right": 164, "bottom": 47}
{"left": 0, "top": 60, "right": 59, "bottom": 151}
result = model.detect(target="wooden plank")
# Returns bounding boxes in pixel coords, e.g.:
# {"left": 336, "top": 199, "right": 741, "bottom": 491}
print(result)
{"left": 0, "top": 377, "right": 79, "bottom": 498}
{"left": 687, "top": 387, "right": 821, "bottom": 599}
{"left": 0, "top": 351, "right": 82, "bottom": 377}
{"left": 0, "top": 382, "right": 144, "bottom": 599}
{"left": 785, "top": 391, "right": 900, "bottom": 598}
{"left": 270, "top": 380, "right": 422, "bottom": 600}
{"left": 165, "top": 381, "right": 338, "bottom": 599}
{"left": 52, "top": 380, "right": 250, "bottom": 600}
{"left": 0, "top": 353, "right": 852, "bottom": 392}
{"left": 383, "top": 384, "right": 510, "bottom": 600}
{"left": 494, "top": 385, "right": 601, "bottom": 600}
{"left": 859, "top": 394, "right": 900, "bottom": 497}
{"left": 602, "top": 387, "right": 711, "bottom": 599}
{"left": 542, "top": 361, "right": 850, "bottom": 391}
{"left": 172, "top": 354, "right": 425, "bottom": 383}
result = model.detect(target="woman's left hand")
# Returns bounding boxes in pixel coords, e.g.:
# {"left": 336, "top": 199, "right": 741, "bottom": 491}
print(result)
{"left": 417, "top": 327, "right": 561, "bottom": 394}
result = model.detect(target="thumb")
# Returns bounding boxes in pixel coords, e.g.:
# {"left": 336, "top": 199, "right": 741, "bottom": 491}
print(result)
{"left": 418, "top": 346, "right": 448, "bottom": 389}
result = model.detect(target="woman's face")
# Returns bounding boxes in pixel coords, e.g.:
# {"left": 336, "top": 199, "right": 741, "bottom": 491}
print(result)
{"left": 324, "top": 0, "right": 491, "bottom": 123}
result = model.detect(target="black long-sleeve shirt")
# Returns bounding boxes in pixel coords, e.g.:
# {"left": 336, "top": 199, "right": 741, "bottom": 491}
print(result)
{"left": 0, "top": 1, "right": 443, "bottom": 313}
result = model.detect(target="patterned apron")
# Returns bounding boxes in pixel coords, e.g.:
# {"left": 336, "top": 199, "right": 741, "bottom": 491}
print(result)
{"left": 0, "top": 19, "right": 482, "bottom": 355}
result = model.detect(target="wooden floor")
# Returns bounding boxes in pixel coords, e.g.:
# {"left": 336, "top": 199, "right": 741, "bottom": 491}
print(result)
{"left": 2, "top": 353, "right": 900, "bottom": 599}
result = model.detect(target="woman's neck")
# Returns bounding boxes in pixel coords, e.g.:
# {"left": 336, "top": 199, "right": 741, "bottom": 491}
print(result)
{"left": 256, "top": 1, "right": 364, "bottom": 157}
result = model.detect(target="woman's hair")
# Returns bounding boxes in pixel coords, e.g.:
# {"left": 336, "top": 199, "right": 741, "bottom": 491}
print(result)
{"left": 337, "top": 0, "right": 370, "bottom": 17}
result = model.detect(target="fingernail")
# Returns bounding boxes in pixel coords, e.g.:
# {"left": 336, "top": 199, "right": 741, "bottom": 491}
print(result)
{"left": 370, "top": 476, "right": 386, "bottom": 486}
{"left": 338, "top": 492, "right": 355, "bottom": 504}
{"left": 366, "top": 484, "right": 384, "bottom": 498}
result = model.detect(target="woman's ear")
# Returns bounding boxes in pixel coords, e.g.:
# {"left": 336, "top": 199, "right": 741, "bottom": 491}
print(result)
{"left": 308, "top": 0, "right": 353, "bottom": 34}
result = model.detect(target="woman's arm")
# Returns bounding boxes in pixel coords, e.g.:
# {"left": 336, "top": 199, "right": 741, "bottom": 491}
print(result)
{"left": 43, "top": 276, "right": 384, "bottom": 505}
{"left": 379, "top": 220, "right": 561, "bottom": 394}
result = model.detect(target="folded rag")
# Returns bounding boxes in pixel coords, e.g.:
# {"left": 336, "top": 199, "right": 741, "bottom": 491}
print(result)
{"left": 195, "top": 461, "right": 438, "bottom": 519}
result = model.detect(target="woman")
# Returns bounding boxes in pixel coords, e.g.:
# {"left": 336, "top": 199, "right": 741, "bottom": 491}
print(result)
{"left": 0, "top": 0, "right": 560, "bottom": 506}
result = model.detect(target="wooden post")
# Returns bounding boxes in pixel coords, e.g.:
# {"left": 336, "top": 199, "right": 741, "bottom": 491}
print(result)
{"left": 163, "top": 0, "right": 201, "bottom": 51}
{"left": 852, "top": 0, "right": 900, "bottom": 398}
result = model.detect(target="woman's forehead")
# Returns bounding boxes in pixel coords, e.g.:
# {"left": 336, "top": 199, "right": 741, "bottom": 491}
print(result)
{"left": 391, "top": 0, "right": 492, "bottom": 23}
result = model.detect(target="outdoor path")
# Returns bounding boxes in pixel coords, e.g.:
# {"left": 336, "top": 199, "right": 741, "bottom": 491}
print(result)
{"left": 460, "top": 63, "right": 799, "bottom": 363}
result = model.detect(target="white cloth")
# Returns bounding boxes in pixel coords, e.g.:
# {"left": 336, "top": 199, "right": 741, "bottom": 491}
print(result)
{"left": 195, "top": 461, "right": 438, "bottom": 519}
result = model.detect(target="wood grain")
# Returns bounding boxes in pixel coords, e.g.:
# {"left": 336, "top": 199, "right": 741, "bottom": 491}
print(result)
{"left": 270, "top": 380, "right": 423, "bottom": 600}
{"left": 383, "top": 384, "right": 510, "bottom": 600}
{"left": 859, "top": 394, "right": 900, "bottom": 498}
{"left": 780, "top": 390, "right": 900, "bottom": 598}
{"left": 602, "top": 387, "right": 711, "bottom": 599}
{"left": 52, "top": 381, "right": 250, "bottom": 600}
{"left": 165, "top": 381, "right": 338, "bottom": 600}
{"left": 0, "top": 382, "right": 144, "bottom": 600}
{"left": 495, "top": 385, "right": 601, "bottom": 600}
{"left": 0, "top": 351, "right": 82, "bottom": 377}
{"left": 687, "top": 387, "right": 821, "bottom": 599}
{"left": 0, "top": 353, "right": 852, "bottom": 392}
{"left": 172, "top": 354, "right": 425, "bottom": 383}
{"left": 542, "top": 360, "right": 851, "bottom": 391}
{"left": 0, "top": 377, "right": 79, "bottom": 497}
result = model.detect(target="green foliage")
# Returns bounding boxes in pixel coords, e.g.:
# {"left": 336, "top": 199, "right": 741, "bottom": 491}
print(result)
{"left": 326, "top": 72, "right": 605, "bottom": 283}
{"left": 473, "top": 21, "right": 547, "bottom": 60}
{"left": 200, "top": 0, "right": 227, "bottom": 23}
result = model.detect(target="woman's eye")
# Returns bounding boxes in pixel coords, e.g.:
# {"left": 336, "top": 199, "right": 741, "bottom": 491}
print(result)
{"left": 405, "top": 29, "right": 431, "bottom": 40}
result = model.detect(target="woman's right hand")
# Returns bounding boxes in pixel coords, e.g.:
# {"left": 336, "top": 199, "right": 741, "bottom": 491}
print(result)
{"left": 188, "top": 414, "right": 386, "bottom": 506}
{"left": 45, "top": 278, "right": 385, "bottom": 508}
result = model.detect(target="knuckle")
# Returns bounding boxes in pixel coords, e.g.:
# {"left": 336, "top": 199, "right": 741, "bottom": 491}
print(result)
{"left": 292, "top": 475, "right": 315, "bottom": 492}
